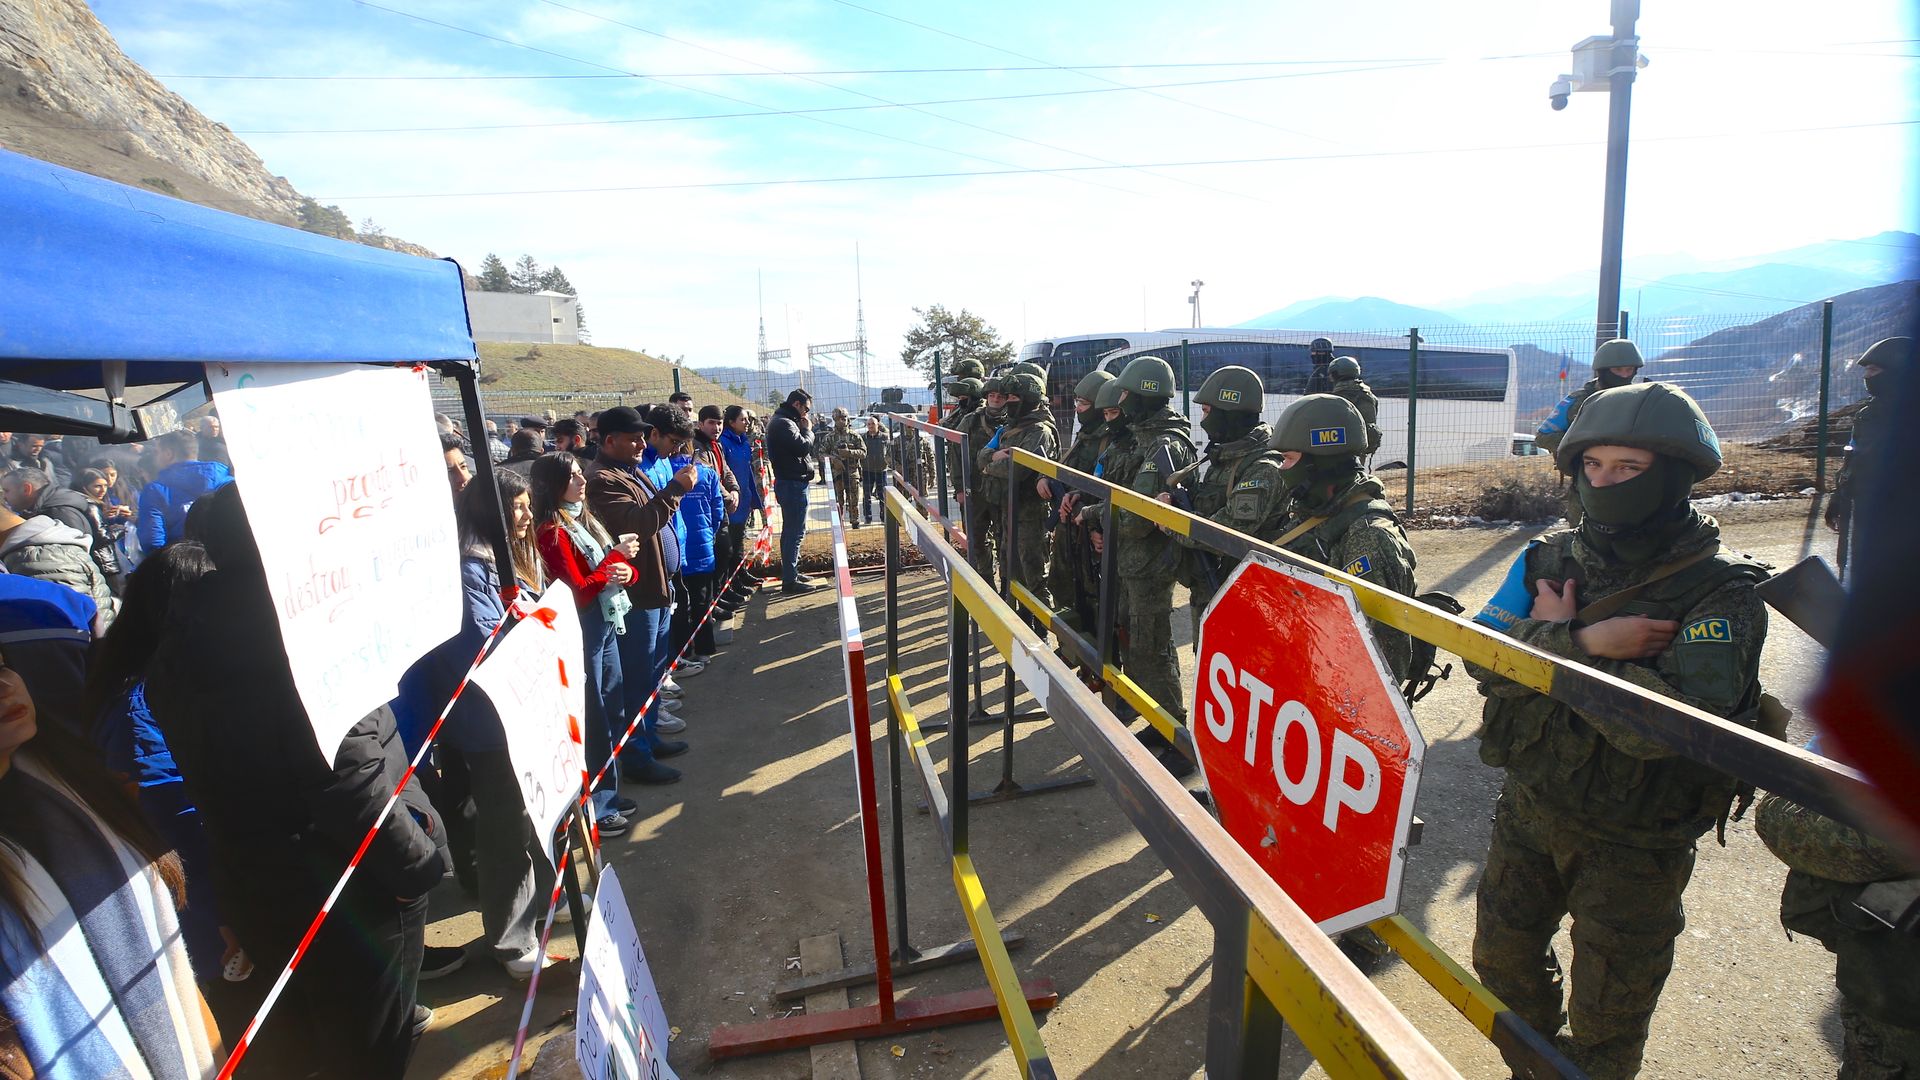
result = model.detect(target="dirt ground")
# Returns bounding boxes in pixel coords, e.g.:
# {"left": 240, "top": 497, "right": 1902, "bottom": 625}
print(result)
{"left": 407, "top": 495, "right": 1848, "bottom": 1079}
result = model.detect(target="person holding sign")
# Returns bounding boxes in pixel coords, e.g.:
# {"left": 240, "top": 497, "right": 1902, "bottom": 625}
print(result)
{"left": 531, "top": 455, "right": 643, "bottom": 832}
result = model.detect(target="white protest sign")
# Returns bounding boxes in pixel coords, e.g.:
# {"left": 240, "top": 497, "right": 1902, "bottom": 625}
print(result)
{"left": 577, "top": 866, "right": 678, "bottom": 1080}
{"left": 206, "top": 362, "right": 461, "bottom": 760}
{"left": 469, "top": 580, "right": 588, "bottom": 864}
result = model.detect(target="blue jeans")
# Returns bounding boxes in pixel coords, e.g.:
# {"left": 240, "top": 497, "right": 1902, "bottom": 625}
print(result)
{"left": 579, "top": 603, "right": 622, "bottom": 815}
{"left": 776, "top": 478, "right": 810, "bottom": 584}
{"left": 618, "top": 604, "right": 674, "bottom": 756}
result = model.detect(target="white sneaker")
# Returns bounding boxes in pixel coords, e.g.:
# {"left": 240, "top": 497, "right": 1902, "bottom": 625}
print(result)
{"left": 503, "top": 947, "right": 550, "bottom": 980}
{"left": 660, "top": 678, "right": 683, "bottom": 697}
{"left": 655, "top": 712, "right": 687, "bottom": 734}
{"left": 676, "top": 659, "right": 708, "bottom": 679}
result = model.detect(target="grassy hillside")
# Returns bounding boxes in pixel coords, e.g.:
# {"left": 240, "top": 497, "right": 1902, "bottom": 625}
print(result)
{"left": 461, "top": 342, "right": 755, "bottom": 414}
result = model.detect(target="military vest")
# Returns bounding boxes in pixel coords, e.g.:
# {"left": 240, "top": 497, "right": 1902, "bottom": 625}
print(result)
{"left": 1332, "top": 380, "right": 1383, "bottom": 456}
{"left": 1193, "top": 438, "right": 1290, "bottom": 540}
{"left": 1108, "top": 411, "right": 1197, "bottom": 579}
{"left": 1478, "top": 531, "right": 1771, "bottom": 846}
{"left": 980, "top": 406, "right": 1057, "bottom": 509}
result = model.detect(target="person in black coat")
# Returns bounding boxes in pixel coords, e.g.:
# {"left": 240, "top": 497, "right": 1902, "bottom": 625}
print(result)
{"left": 762, "top": 390, "right": 820, "bottom": 593}
{"left": 145, "top": 483, "right": 445, "bottom": 1079}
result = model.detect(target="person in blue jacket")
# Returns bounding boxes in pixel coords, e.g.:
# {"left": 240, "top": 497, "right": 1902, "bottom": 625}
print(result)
{"left": 135, "top": 430, "right": 232, "bottom": 552}
{"left": 715, "top": 406, "right": 766, "bottom": 616}
{"left": 669, "top": 413, "right": 726, "bottom": 664}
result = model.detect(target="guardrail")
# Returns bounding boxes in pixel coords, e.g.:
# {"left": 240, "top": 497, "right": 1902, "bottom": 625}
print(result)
{"left": 709, "top": 462, "right": 1057, "bottom": 1067}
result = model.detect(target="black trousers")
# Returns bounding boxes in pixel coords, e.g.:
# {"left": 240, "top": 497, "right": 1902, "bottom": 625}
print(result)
{"left": 862, "top": 471, "right": 884, "bottom": 519}
{"left": 670, "top": 571, "right": 718, "bottom": 657}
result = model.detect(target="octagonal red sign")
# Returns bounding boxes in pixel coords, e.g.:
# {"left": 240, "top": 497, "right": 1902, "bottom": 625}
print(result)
{"left": 1194, "top": 553, "right": 1424, "bottom": 935}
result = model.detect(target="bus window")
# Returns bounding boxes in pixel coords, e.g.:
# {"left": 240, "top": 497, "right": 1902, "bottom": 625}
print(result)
{"left": 1019, "top": 341, "right": 1054, "bottom": 363}
{"left": 1053, "top": 337, "right": 1130, "bottom": 369}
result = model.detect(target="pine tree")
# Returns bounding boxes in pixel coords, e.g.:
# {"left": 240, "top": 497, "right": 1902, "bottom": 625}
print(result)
{"left": 573, "top": 298, "right": 590, "bottom": 343}
{"left": 477, "top": 253, "right": 511, "bottom": 292}
{"left": 538, "top": 266, "right": 576, "bottom": 295}
{"left": 510, "top": 254, "right": 543, "bottom": 294}
{"left": 898, "top": 304, "right": 1013, "bottom": 377}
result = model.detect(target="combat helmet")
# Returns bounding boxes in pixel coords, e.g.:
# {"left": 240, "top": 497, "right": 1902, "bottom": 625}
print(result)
{"left": 1008, "top": 361, "right": 1048, "bottom": 381}
{"left": 1115, "top": 355, "right": 1177, "bottom": 399}
{"left": 1002, "top": 371, "right": 1046, "bottom": 403}
{"left": 1194, "top": 365, "right": 1263, "bottom": 412}
{"left": 1329, "top": 356, "right": 1362, "bottom": 381}
{"left": 944, "top": 376, "right": 985, "bottom": 399}
{"left": 1271, "top": 394, "right": 1366, "bottom": 456}
{"left": 1073, "top": 369, "right": 1114, "bottom": 403}
{"left": 1309, "top": 337, "right": 1335, "bottom": 357}
{"left": 1093, "top": 378, "right": 1126, "bottom": 410}
{"left": 1857, "top": 336, "right": 1913, "bottom": 372}
{"left": 948, "top": 358, "right": 987, "bottom": 381}
{"left": 1592, "top": 338, "right": 1645, "bottom": 371}
{"left": 1556, "top": 381, "right": 1722, "bottom": 480}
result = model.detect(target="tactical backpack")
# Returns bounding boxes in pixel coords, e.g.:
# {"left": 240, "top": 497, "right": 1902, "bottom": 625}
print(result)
{"left": 1401, "top": 590, "right": 1466, "bottom": 703}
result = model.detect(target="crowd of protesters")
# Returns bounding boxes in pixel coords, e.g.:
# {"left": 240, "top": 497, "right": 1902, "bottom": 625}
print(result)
{"left": 0, "top": 389, "right": 790, "bottom": 1077}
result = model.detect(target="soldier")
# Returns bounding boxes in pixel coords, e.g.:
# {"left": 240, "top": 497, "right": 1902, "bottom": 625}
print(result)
{"left": 979, "top": 371, "right": 1059, "bottom": 610}
{"left": 1536, "top": 338, "right": 1645, "bottom": 458}
{"left": 1046, "top": 370, "right": 1115, "bottom": 629}
{"left": 1826, "top": 336, "right": 1908, "bottom": 551}
{"left": 1161, "top": 365, "right": 1288, "bottom": 635}
{"left": 1328, "top": 355, "right": 1383, "bottom": 457}
{"left": 1304, "top": 336, "right": 1337, "bottom": 395}
{"left": 1467, "top": 381, "right": 1772, "bottom": 1079}
{"left": 939, "top": 359, "right": 987, "bottom": 503}
{"left": 1268, "top": 394, "right": 1417, "bottom": 679}
{"left": 828, "top": 407, "right": 866, "bottom": 524}
{"left": 1082, "top": 355, "right": 1196, "bottom": 774}
{"left": 1755, "top": 787, "right": 1920, "bottom": 1077}
{"left": 943, "top": 363, "right": 1000, "bottom": 584}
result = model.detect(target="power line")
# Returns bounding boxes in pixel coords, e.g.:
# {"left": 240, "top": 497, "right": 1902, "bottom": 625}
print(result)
{"left": 6, "top": 62, "right": 1436, "bottom": 136}
{"left": 531, "top": 0, "right": 1289, "bottom": 204}
{"left": 350, "top": 0, "right": 1146, "bottom": 199}
{"left": 273, "top": 117, "right": 1916, "bottom": 201}
{"left": 824, "top": 0, "right": 1338, "bottom": 144}
{"left": 153, "top": 57, "right": 1464, "bottom": 80}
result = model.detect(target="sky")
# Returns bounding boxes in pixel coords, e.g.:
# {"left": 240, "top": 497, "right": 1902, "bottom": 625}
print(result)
{"left": 95, "top": 0, "right": 1919, "bottom": 386}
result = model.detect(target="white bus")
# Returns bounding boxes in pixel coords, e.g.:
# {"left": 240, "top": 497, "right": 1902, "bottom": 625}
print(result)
{"left": 1018, "top": 329, "right": 1518, "bottom": 468}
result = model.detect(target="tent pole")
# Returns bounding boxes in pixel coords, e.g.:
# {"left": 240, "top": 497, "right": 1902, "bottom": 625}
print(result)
{"left": 444, "top": 362, "right": 519, "bottom": 601}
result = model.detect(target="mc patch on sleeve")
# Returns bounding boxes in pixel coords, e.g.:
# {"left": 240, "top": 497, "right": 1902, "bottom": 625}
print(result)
{"left": 1344, "top": 555, "right": 1374, "bottom": 577}
{"left": 1681, "top": 617, "right": 1733, "bottom": 644}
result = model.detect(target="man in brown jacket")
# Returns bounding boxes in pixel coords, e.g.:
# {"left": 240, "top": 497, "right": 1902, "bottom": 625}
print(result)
{"left": 586, "top": 406, "right": 698, "bottom": 784}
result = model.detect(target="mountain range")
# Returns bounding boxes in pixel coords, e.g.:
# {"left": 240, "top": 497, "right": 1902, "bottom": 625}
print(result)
{"left": 1237, "top": 232, "right": 1919, "bottom": 332}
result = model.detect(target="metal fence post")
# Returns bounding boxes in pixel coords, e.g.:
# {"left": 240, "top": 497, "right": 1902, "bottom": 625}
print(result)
{"left": 933, "top": 352, "right": 950, "bottom": 519}
{"left": 672, "top": 364, "right": 682, "bottom": 397}
{"left": 948, "top": 591, "right": 971, "bottom": 856}
{"left": 1181, "top": 338, "right": 1191, "bottom": 418}
{"left": 1816, "top": 299, "right": 1835, "bottom": 491}
{"left": 1619, "top": 309, "right": 1630, "bottom": 340}
{"left": 1405, "top": 328, "right": 1419, "bottom": 513}
{"left": 882, "top": 476, "right": 916, "bottom": 960}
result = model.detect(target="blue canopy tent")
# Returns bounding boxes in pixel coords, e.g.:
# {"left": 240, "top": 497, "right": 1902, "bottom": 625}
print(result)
{"left": 0, "top": 146, "right": 478, "bottom": 440}
{"left": 0, "top": 146, "right": 517, "bottom": 578}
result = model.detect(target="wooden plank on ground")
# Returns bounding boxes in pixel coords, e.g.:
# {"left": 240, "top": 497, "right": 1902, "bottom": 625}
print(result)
{"left": 800, "top": 932, "right": 862, "bottom": 1080}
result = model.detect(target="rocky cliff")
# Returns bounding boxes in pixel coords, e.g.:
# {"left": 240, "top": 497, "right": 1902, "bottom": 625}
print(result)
{"left": 0, "top": 0, "right": 435, "bottom": 257}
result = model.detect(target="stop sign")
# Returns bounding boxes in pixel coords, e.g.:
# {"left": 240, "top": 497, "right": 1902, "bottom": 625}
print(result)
{"left": 1194, "top": 553, "right": 1425, "bottom": 936}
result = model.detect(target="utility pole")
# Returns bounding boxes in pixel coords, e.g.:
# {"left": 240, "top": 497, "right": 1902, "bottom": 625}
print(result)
{"left": 756, "top": 270, "right": 769, "bottom": 376}
{"left": 1189, "top": 280, "right": 1205, "bottom": 329}
{"left": 854, "top": 243, "right": 869, "bottom": 411}
{"left": 1551, "top": 0, "right": 1645, "bottom": 351}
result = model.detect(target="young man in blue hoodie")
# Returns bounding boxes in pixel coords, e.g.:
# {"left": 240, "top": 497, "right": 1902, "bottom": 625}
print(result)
{"left": 136, "top": 430, "right": 232, "bottom": 552}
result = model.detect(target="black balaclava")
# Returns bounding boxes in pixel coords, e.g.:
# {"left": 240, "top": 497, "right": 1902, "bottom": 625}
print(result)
{"left": 1286, "top": 455, "right": 1362, "bottom": 513}
{"left": 1201, "top": 408, "right": 1258, "bottom": 445}
{"left": 1596, "top": 367, "right": 1637, "bottom": 390}
{"left": 1576, "top": 453, "right": 1697, "bottom": 564}
{"left": 1121, "top": 393, "right": 1165, "bottom": 422}
{"left": 1003, "top": 396, "right": 1030, "bottom": 422}
{"left": 1865, "top": 370, "right": 1887, "bottom": 398}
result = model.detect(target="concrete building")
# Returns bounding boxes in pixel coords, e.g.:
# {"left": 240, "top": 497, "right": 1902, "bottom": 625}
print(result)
{"left": 465, "top": 290, "right": 580, "bottom": 344}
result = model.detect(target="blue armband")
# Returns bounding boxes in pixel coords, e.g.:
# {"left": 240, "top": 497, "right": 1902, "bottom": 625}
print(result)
{"left": 1473, "top": 543, "right": 1540, "bottom": 632}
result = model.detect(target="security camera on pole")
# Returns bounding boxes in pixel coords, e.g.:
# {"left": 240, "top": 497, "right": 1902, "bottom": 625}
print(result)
{"left": 1549, "top": 0, "right": 1650, "bottom": 351}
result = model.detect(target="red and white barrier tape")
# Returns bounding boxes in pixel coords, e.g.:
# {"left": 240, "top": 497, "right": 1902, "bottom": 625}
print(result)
{"left": 503, "top": 845, "right": 576, "bottom": 1080}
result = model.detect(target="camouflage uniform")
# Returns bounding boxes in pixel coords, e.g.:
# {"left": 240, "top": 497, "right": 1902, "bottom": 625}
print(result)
{"left": 1330, "top": 378, "right": 1382, "bottom": 457}
{"left": 829, "top": 419, "right": 866, "bottom": 523}
{"left": 1176, "top": 424, "right": 1286, "bottom": 624}
{"left": 979, "top": 390, "right": 1058, "bottom": 609}
{"left": 1048, "top": 412, "right": 1112, "bottom": 627}
{"left": 1273, "top": 473, "right": 1417, "bottom": 679}
{"left": 1104, "top": 404, "right": 1197, "bottom": 722}
{"left": 952, "top": 402, "right": 1001, "bottom": 587}
{"left": 1469, "top": 516, "right": 1770, "bottom": 1078}
{"left": 1756, "top": 793, "right": 1920, "bottom": 1079}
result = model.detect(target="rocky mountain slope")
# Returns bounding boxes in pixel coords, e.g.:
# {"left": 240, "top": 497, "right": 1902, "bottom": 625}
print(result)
{"left": 0, "top": 0, "right": 433, "bottom": 257}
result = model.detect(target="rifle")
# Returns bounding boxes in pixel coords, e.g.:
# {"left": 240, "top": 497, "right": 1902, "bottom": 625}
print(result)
{"left": 1754, "top": 555, "right": 1843, "bottom": 650}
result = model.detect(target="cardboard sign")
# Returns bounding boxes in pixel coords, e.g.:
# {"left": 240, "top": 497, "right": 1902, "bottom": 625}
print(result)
{"left": 206, "top": 362, "right": 460, "bottom": 760}
{"left": 577, "top": 866, "right": 678, "bottom": 1080}
{"left": 469, "top": 580, "right": 588, "bottom": 865}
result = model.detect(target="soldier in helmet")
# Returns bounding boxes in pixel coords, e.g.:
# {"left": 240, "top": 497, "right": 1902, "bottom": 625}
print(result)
{"left": 1827, "top": 336, "right": 1909, "bottom": 544}
{"left": 1536, "top": 338, "right": 1645, "bottom": 458}
{"left": 947, "top": 363, "right": 1002, "bottom": 584}
{"left": 1328, "top": 356, "right": 1383, "bottom": 457}
{"left": 1754, "top": 784, "right": 1920, "bottom": 1077}
{"left": 1305, "top": 337, "right": 1337, "bottom": 395}
{"left": 1466, "top": 382, "right": 1773, "bottom": 1079}
{"left": 1079, "top": 355, "right": 1197, "bottom": 773}
{"left": 828, "top": 407, "right": 866, "bottom": 524}
{"left": 980, "top": 371, "right": 1059, "bottom": 609}
{"left": 1269, "top": 394, "right": 1417, "bottom": 679}
{"left": 1047, "top": 370, "right": 1116, "bottom": 629}
{"left": 939, "top": 358, "right": 987, "bottom": 504}
{"left": 1160, "top": 365, "right": 1288, "bottom": 634}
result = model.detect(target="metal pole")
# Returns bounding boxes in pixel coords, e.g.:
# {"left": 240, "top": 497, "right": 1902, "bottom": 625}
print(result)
{"left": 1619, "top": 309, "right": 1630, "bottom": 340}
{"left": 933, "top": 351, "right": 950, "bottom": 520}
{"left": 1181, "top": 338, "right": 1191, "bottom": 418}
{"left": 1594, "top": 0, "right": 1641, "bottom": 352}
{"left": 948, "top": 591, "right": 970, "bottom": 856}
{"left": 883, "top": 481, "right": 917, "bottom": 959}
{"left": 446, "top": 363, "right": 519, "bottom": 601}
{"left": 999, "top": 452, "right": 1019, "bottom": 791}
{"left": 1405, "top": 329, "right": 1419, "bottom": 513}
{"left": 1094, "top": 501, "right": 1119, "bottom": 707}
{"left": 1816, "top": 299, "right": 1834, "bottom": 492}
{"left": 672, "top": 364, "right": 683, "bottom": 397}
